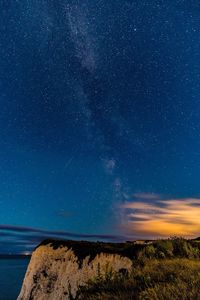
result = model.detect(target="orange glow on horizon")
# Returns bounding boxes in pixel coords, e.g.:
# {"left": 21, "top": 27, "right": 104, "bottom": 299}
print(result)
{"left": 119, "top": 195, "right": 200, "bottom": 239}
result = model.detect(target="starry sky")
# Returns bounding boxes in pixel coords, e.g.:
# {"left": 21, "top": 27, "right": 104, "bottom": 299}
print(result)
{"left": 1, "top": 0, "right": 200, "bottom": 253}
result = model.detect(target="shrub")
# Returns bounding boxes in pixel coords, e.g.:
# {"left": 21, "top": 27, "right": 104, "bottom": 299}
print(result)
{"left": 155, "top": 239, "right": 174, "bottom": 258}
{"left": 145, "top": 245, "right": 156, "bottom": 259}
{"left": 78, "top": 259, "right": 200, "bottom": 300}
{"left": 171, "top": 237, "right": 199, "bottom": 258}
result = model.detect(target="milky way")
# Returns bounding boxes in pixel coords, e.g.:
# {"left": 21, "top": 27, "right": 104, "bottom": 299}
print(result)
{"left": 0, "top": 0, "right": 200, "bottom": 253}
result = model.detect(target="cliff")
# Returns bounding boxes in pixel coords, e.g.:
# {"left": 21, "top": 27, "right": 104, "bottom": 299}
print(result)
{"left": 17, "top": 239, "right": 141, "bottom": 300}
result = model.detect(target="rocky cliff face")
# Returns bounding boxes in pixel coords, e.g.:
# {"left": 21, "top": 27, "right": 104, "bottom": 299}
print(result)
{"left": 18, "top": 240, "right": 134, "bottom": 300}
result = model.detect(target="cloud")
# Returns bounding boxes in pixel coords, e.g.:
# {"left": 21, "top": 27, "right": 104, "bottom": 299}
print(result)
{"left": 56, "top": 209, "right": 74, "bottom": 218}
{"left": 133, "top": 192, "right": 160, "bottom": 200}
{"left": 119, "top": 195, "right": 200, "bottom": 239}
{"left": 0, "top": 224, "right": 126, "bottom": 254}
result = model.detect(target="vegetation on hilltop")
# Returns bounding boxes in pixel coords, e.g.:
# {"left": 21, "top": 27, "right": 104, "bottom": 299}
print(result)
{"left": 75, "top": 238, "right": 200, "bottom": 300}
{"left": 77, "top": 259, "right": 200, "bottom": 300}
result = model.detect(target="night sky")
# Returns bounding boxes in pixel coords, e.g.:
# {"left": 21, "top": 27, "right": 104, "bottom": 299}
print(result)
{"left": 1, "top": 0, "right": 200, "bottom": 254}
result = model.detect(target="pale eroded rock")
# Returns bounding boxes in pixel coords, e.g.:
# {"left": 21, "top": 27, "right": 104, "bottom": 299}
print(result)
{"left": 18, "top": 240, "right": 133, "bottom": 300}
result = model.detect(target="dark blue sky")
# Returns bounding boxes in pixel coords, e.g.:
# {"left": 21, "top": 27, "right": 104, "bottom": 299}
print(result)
{"left": 0, "top": 0, "right": 200, "bottom": 253}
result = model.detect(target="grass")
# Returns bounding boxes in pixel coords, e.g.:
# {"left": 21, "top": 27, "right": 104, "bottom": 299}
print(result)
{"left": 77, "top": 259, "right": 200, "bottom": 300}
{"left": 76, "top": 238, "right": 200, "bottom": 300}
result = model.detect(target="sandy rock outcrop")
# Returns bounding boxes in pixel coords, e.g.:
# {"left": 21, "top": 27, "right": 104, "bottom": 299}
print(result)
{"left": 18, "top": 240, "right": 133, "bottom": 300}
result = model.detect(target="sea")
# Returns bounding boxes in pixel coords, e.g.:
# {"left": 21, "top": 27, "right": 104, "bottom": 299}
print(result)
{"left": 0, "top": 258, "right": 30, "bottom": 300}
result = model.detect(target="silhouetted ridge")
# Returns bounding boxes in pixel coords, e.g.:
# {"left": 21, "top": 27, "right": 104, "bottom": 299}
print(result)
{"left": 37, "top": 239, "right": 145, "bottom": 261}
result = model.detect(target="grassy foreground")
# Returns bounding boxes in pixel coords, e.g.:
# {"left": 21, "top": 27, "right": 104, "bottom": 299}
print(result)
{"left": 77, "top": 259, "right": 200, "bottom": 300}
{"left": 76, "top": 238, "right": 200, "bottom": 300}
